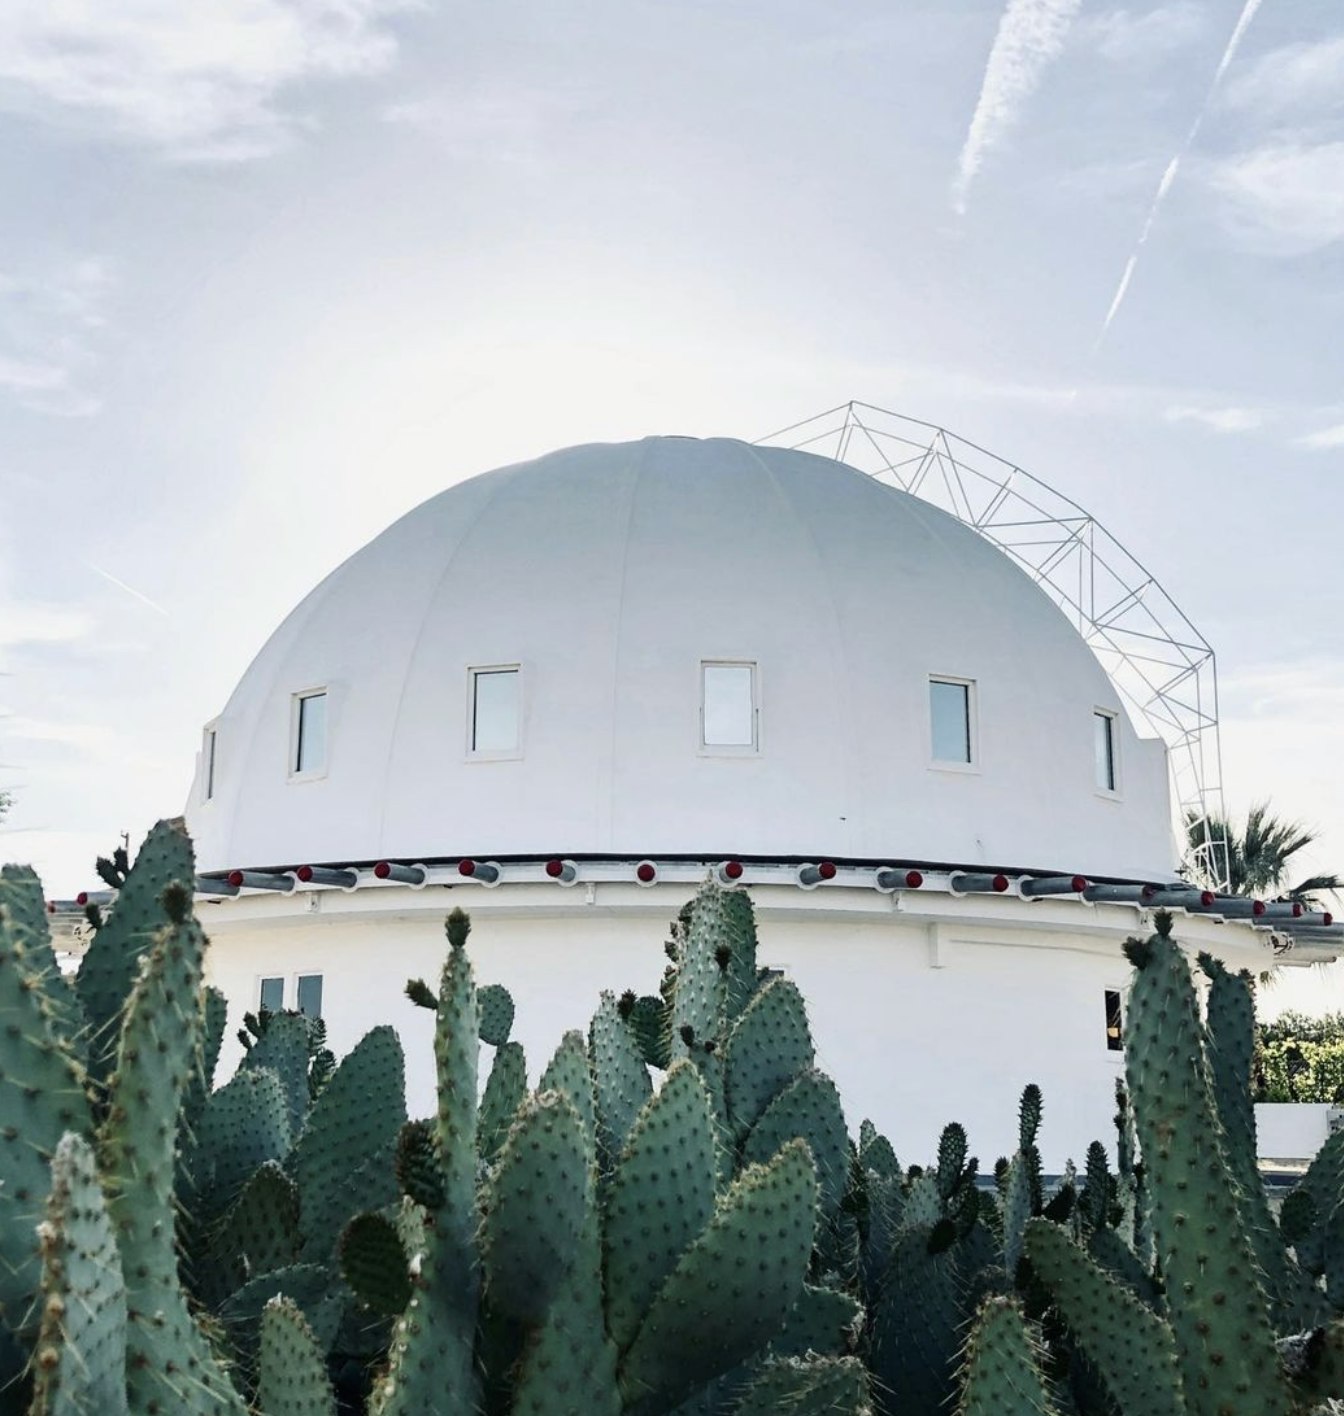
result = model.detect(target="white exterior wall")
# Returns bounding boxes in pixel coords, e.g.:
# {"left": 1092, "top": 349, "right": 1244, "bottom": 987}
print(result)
{"left": 186, "top": 439, "right": 1175, "bottom": 883}
{"left": 202, "top": 881, "right": 1292, "bottom": 1173}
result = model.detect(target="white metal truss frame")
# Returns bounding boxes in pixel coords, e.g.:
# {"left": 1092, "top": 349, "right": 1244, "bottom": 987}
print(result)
{"left": 758, "top": 401, "right": 1230, "bottom": 889}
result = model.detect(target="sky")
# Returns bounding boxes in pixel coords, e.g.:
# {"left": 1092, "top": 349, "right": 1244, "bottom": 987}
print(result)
{"left": 2, "top": 0, "right": 1344, "bottom": 940}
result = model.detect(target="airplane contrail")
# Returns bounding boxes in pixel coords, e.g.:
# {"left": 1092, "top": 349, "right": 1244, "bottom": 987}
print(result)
{"left": 84, "top": 560, "right": 170, "bottom": 616}
{"left": 953, "top": 0, "right": 1084, "bottom": 215}
{"left": 1094, "top": 0, "right": 1264, "bottom": 348}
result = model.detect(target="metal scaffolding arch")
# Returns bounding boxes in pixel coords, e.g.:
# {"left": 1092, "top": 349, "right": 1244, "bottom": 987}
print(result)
{"left": 758, "top": 401, "right": 1230, "bottom": 890}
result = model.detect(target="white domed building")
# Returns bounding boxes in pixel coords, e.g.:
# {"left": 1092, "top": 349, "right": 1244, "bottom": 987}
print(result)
{"left": 186, "top": 412, "right": 1339, "bottom": 1168}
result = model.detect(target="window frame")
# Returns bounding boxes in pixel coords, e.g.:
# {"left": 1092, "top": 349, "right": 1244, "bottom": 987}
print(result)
{"left": 928, "top": 675, "right": 978, "bottom": 772}
{"left": 1104, "top": 988, "right": 1125, "bottom": 1054}
{"left": 698, "top": 659, "right": 760, "bottom": 756}
{"left": 258, "top": 976, "right": 285, "bottom": 1013}
{"left": 1093, "top": 707, "right": 1121, "bottom": 797}
{"left": 288, "top": 687, "right": 330, "bottom": 781}
{"left": 201, "top": 722, "right": 219, "bottom": 803}
{"left": 296, "top": 973, "right": 324, "bottom": 1021}
{"left": 466, "top": 664, "right": 524, "bottom": 761}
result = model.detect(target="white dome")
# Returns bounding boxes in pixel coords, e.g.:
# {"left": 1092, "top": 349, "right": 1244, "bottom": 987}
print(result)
{"left": 187, "top": 436, "right": 1174, "bottom": 878}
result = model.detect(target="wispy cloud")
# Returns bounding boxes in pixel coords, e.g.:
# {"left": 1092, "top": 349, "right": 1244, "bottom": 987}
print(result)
{"left": 1082, "top": 2, "right": 1206, "bottom": 65}
{"left": 0, "top": 258, "right": 109, "bottom": 416}
{"left": 0, "top": 1, "right": 414, "bottom": 161}
{"left": 952, "top": 0, "right": 1083, "bottom": 214}
{"left": 1219, "top": 34, "right": 1344, "bottom": 119}
{"left": 1206, "top": 141, "right": 1344, "bottom": 257}
{"left": 0, "top": 601, "right": 94, "bottom": 650}
{"left": 384, "top": 81, "right": 589, "bottom": 166}
{"left": 1294, "top": 423, "right": 1344, "bottom": 452}
{"left": 0, "top": 715, "right": 115, "bottom": 752}
{"left": 1094, "top": 0, "right": 1263, "bottom": 347}
{"left": 1165, "top": 404, "right": 1265, "bottom": 434}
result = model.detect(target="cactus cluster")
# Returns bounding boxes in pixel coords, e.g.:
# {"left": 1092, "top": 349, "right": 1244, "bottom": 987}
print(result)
{"left": 10, "top": 829, "right": 1344, "bottom": 1414}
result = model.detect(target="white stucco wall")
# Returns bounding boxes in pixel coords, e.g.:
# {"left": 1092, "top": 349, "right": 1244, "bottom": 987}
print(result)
{"left": 186, "top": 438, "right": 1175, "bottom": 883}
{"left": 201, "top": 881, "right": 1291, "bottom": 1173}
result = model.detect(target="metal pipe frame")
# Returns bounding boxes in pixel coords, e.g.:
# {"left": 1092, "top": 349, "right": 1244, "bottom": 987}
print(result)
{"left": 1020, "top": 875, "right": 1088, "bottom": 898}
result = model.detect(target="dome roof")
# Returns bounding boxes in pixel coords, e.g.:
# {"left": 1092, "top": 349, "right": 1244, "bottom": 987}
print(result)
{"left": 186, "top": 437, "right": 1174, "bottom": 878}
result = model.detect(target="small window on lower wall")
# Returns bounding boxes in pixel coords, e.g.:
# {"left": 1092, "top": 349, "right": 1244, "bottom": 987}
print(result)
{"left": 259, "top": 976, "right": 284, "bottom": 1013}
{"left": 297, "top": 973, "right": 324, "bottom": 1020}
{"left": 1104, "top": 990, "right": 1124, "bottom": 1051}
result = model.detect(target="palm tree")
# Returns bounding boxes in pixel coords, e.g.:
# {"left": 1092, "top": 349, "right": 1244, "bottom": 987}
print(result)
{"left": 1186, "top": 801, "right": 1341, "bottom": 909}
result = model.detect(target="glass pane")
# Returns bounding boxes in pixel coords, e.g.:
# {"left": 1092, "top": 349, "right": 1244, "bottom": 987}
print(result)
{"left": 1094, "top": 712, "right": 1115, "bottom": 791}
{"left": 473, "top": 670, "right": 520, "bottom": 753}
{"left": 930, "top": 681, "right": 971, "bottom": 763}
{"left": 297, "top": 974, "right": 323, "bottom": 1020}
{"left": 204, "top": 729, "right": 216, "bottom": 799}
{"left": 296, "top": 692, "right": 327, "bottom": 773}
{"left": 703, "top": 664, "right": 755, "bottom": 747}
{"left": 259, "top": 977, "right": 284, "bottom": 1013}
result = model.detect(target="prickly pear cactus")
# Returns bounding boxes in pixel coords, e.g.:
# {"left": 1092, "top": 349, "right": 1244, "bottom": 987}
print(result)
{"left": 1123, "top": 917, "right": 1293, "bottom": 1416}
{"left": 373, "top": 909, "right": 481, "bottom": 1416}
{"left": 101, "top": 885, "right": 246, "bottom": 1415}
{"left": 0, "top": 877, "right": 90, "bottom": 1373}
{"left": 256, "top": 1296, "right": 337, "bottom": 1416}
{"left": 955, "top": 1296, "right": 1057, "bottom": 1416}
{"left": 29, "top": 1133, "right": 129, "bottom": 1416}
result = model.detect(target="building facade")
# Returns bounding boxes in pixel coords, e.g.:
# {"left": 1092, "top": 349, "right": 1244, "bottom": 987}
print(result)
{"left": 186, "top": 436, "right": 1332, "bottom": 1168}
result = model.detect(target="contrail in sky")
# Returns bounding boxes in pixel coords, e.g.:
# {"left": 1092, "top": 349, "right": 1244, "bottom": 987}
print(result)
{"left": 84, "top": 561, "right": 170, "bottom": 616}
{"left": 953, "top": 0, "right": 1084, "bottom": 215}
{"left": 1095, "top": 0, "right": 1264, "bottom": 347}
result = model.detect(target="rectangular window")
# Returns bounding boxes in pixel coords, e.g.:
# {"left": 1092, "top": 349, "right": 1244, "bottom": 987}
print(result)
{"left": 1104, "top": 990, "right": 1124, "bottom": 1052}
{"left": 203, "top": 727, "right": 217, "bottom": 801}
{"left": 470, "top": 667, "right": 521, "bottom": 755}
{"left": 296, "top": 974, "right": 324, "bottom": 1020}
{"left": 1094, "top": 710, "right": 1117, "bottom": 792}
{"left": 259, "top": 976, "right": 284, "bottom": 1013}
{"left": 930, "top": 678, "right": 972, "bottom": 764}
{"left": 294, "top": 690, "right": 328, "bottom": 775}
{"left": 701, "top": 662, "right": 757, "bottom": 750}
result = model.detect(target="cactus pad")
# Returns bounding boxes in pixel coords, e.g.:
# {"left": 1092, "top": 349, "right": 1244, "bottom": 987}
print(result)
{"left": 482, "top": 1091, "right": 591, "bottom": 1323}
{"left": 101, "top": 909, "right": 246, "bottom": 1414}
{"left": 590, "top": 990, "right": 653, "bottom": 1171}
{"left": 742, "top": 1068, "right": 849, "bottom": 1221}
{"left": 618, "top": 1138, "right": 818, "bottom": 1414}
{"left": 291, "top": 1025, "right": 406, "bottom": 1260}
{"left": 1124, "top": 927, "right": 1293, "bottom": 1416}
{"left": 1025, "top": 1219, "right": 1182, "bottom": 1416}
{"left": 722, "top": 977, "right": 813, "bottom": 1137}
{"left": 604, "top": 1059, "right": 719, "bottom": 1350}
{"left": 339, "top": 1212, "right": 412, "bottom": 1316}
{"left": 242, "top": 1011, "right": 313, "bottom": 1140}
{"left": 478, "top": 983, "right": 515, "bottom": 1047}
{"left": 540, "top": 1030, "right": 597, "bottom": 1141}
{"left": 256, "top": 1296, "right": 337, "bottom": 1416}
{"left": 479, "top": 1040, "right": 528, "bottom": 1163}
{"left": 196, "top": 1066, "right": 292, "bottom": 1220}
{"left": 76, "top": 819, "right": 195, "bottom": 1089}
{"left": 0, "top": 895, "right": 90, "bottom": 1359}
{"left": 955, "top": 1296, "right": 1055, "bottom": 1416}
{"left": 29, "top": 1132, "right": 128, "bottom": 1416}
{"left": 731, "top": 1355, "right": 870, "bottom": 1415}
